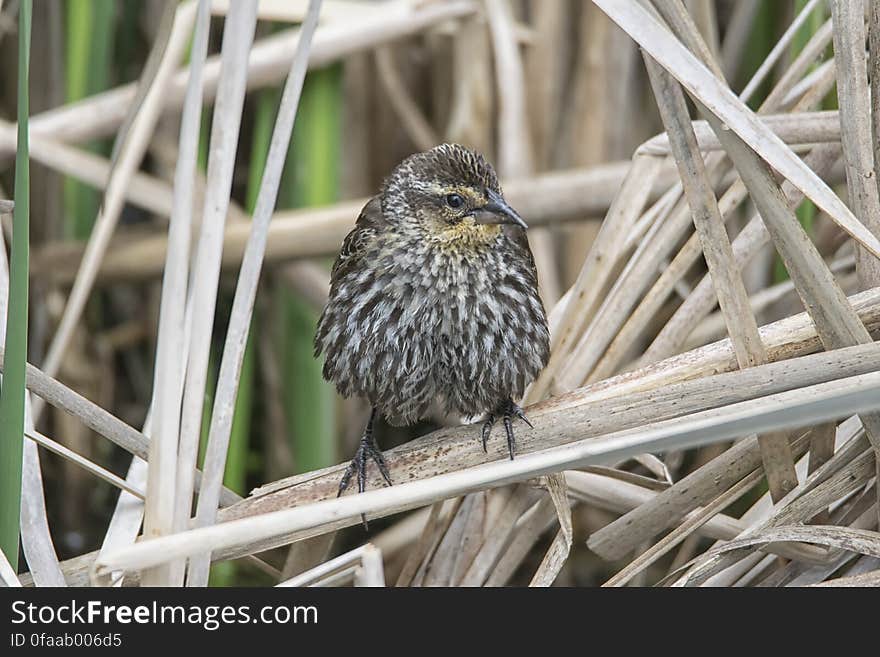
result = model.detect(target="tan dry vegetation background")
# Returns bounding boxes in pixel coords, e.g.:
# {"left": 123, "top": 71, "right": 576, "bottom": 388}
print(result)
{"left": 2, "top": 0, "right": 880, "bottom": 587}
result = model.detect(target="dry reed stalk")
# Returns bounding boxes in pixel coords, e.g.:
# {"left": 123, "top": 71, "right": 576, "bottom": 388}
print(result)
{"left": 354, "top": 544, "right": 386, "bottom": 587}
{"left": 211, "top": 0, "right": 370, "bottom": 23}
{"left": 644, "top": 55, "right": 796, "bottom": 500}
{"left": 13, "top": 0, "right": 477, "bottom": 154}
{"left": 557, "top": 27, "right": 847, "bottom": 391}
{"left": 18, "top": 429, "right": 65, "bottom": 586}
{"left": 566, "top": 471, "right": 743, "bottom": 542}
{"left": 683, "top": 419, "right": 872, "bottom": 585}
{"left": 604, "top": 457, "right": 785, "bottom": 587}
{"left": 92, "top": 369, "right": 880, "bottom": 579}
{"left": 0, "top": 548, "right": 21, "bottom": 587}
{"left": 32, "top": 162, "right": 675, "bottom": 285}
{"left": 811, "top": 569, "right": 880, "bottom": 587}
{"left": 0, "top": 118, "right": 256, "bottom": 252}
{"left": 553, "top": 162, "right": 725, "bottom": 392}
{"left": 484, "top": 498, "right": 555, "bottom": 586}
{"left": 686, "top": 258, "right": 855, "bottom": 348}
{"left": 0, "top": 201, "right": 63, "bottom": 586}
{"left": 528, "top": 473, "right": 573, "bottom": 586}
{"left": 280, "top": 534, "right": 336, "bottom": 582}
{"left": 831, "top": 0, "right": 880, "bottom": 287}
{"left": 719, "top": 0, "right": 759, "bottom": 81}
{"left": 188, "top": 0, "right": 322, "bottom": 587}
{"left": 554, "top": 5, "right": 608, "bottom": 286}
{"left": 418, "top": 494, "right": 486, "bottom": 586}
{"left": 586, "top": 0, "right": 880, "bottom": 573}
{"left": 375, "top": 46, "right": 438, "bottom": 152}
{"left": 457, "top": 487, "right": 539, "bottom": 586}
{"left": 524, "top": 155, "right": 663, "bottom": 403}
{"left": 444, "top": 15, "right": 493, "bottom": 153}
{"left": 423, "top": 498, "right": 488, "bottom": 586}
{"left": 737, "top": 0, "right": 823, "bottom": 103}
{"left": 701, "top": 415, "right": 868, "bottom": 585}
{"left": 871, "top": 1, "right": 880, "bottom": 206}
{"left": 674, "top": 525, "right": 880, "bottom": 587}
{"left": 22, "top": 440, "right": 834, "bottom": 585}
{"left": 485, "top": 0, "right": 558, "bottom": 305}
{"left": 637, "top": 110, "right": 842, "bottom": 155}
{"left": 626, "top": 23, "right": 841, "bottom": 371}
{"left": 641, "top": 144, "right": 841, "bottom": 365}
{"left": 670, "top": 7, "right": 880, "bottom": 503}
{"left": 480, "top": 0, "right": 570, "bottom": 584}
{"left": 99, "top": 456, "right": 149, "bottom": 588}
{"left": 762, "top": 17, "right": 834, "bottom": 111}
{"left": 524, "top": 0, "right": 568, "bottom": 170}
{"left": 16, "top": 0, "right": 880, "bottom": 589}
{"left": 213, "top": 339, "right": 880, "bottom": 557}
{"left": 277, "top": 544, "right": 368, "bottom": 587}
{"left": 174, "top": 0, "right": 258, "bottom": 588}
{"left": 588, "top": 356, "right": 873, "bottom": 560}
{"left": 33, "top": 2, "right": 198, "bottom": 423}
{"left": 152, "top": 0, "right": 212, "bottom": 585}
{"left": 24, "top": 428, "right": 144, "bottom": 498}
{"left": 596, "top": 0, "right": 880, "bottom": 257}
{"left": 395, "top": 500, "right": 459, "bottom": 586}
{"left": 0, "top": 123, "right": 174, "bottom": 216}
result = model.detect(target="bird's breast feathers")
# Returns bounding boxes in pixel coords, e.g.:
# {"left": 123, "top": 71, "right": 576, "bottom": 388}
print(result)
{"left": 316, "top": 215, "right": 548, "bottom": 422}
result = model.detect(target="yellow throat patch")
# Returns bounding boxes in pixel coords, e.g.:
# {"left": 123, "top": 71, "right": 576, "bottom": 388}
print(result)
{"left": 432, "top": 218, "right": 501, "bottom": 251}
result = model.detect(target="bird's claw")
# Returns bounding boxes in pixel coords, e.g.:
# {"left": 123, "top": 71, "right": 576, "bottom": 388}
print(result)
{"left": 481, "top": 414, "right": 496, "bottom": 453}
{"left": 337, "top": 436, "right": 393, "bottom": 498}
{"left": 337, "top": 430, "right": 392, "bottom": 530}
{"left": 480, "top": 400, "right": 533, "bottom": 460}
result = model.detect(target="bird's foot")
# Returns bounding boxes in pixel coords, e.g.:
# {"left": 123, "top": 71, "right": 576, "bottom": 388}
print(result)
{"left": 337, "top": 434, "right": 393, "bottom": 497}
{"left": 480, "top": 399, "right": 533, "bottom": 460}
{"left": 337, "top": 429, "right": 393, "bottom": 530}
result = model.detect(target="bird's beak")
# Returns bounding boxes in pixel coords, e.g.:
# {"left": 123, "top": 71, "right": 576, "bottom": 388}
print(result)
{"left": 471, "top": 189, "right": 528, "bottom": 229}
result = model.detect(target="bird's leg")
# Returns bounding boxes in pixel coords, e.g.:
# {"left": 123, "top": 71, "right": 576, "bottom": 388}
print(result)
{"left": 337, "top": 407, "right": 392, "bottom": 530}
{"left": 337, "top": 407, "right": 393, "bottom": 496}
{"left": 481, "top": 398, "right": 533, "bottom": 460}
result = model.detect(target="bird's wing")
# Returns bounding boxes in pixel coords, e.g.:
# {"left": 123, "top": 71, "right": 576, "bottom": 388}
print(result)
{"left": 331, "top": 195, "right": 384, "bottom": 280}
{"left": 316, "top": 196, "right": 384, "bottom": 359}
{"left": 504, "top": 224, "right": 540, "bottom": 284}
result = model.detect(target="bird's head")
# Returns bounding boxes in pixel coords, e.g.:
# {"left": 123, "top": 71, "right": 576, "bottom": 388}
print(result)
{"left": 381, "top": 144, "right": 527, "bottom": 249}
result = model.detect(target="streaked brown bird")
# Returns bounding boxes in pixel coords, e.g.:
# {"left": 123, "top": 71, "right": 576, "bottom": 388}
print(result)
{"left": 315, "top": 143, "right": 550, "bottom": 499}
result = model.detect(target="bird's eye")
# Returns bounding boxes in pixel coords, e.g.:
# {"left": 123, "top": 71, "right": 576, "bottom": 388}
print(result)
{"left": 446, "top": 193, "right": 465, "bottom": 209}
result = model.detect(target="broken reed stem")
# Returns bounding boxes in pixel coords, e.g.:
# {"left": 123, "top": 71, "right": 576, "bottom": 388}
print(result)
{"left": 644, "top": 53, "right": 796, "bottom": 500}
{"left": 831, "top": 0, "right": 880, "bottom": 287}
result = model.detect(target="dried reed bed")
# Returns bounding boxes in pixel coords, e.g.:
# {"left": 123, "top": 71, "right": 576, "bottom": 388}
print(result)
{"left": 3, "top": 0, "right": 880, "bottom": 588}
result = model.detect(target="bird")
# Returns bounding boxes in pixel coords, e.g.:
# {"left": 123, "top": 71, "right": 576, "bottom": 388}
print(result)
{"left": 314, "top": 143, "right": 550, "bottom": 501}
